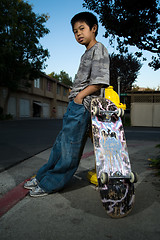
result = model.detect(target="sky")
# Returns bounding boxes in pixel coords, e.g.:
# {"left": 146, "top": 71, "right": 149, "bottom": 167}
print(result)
{"left": 27, "top": 0, "right": 159, "bottom": 89}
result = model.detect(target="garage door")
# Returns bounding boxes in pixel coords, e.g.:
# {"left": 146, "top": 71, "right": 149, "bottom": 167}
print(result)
{"left": 153, "top": 103, "right": 160, "bottom": 127}
{"left": 43, "top": 103, "right": 50, "bottom": 118}
{"left": 131, "top": 103, "right": 160, "bottom": 127}
{"left": 7, "top": 97, "right": 16, "bottom": 117}
{"left": 57, "top": 105, "right": 64, "bottom": 119}
{"left": 20, "top": 99, "right": 30, "bottom": 117}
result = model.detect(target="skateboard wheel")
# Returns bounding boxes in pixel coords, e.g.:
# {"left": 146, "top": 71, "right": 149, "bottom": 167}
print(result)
{"left": 117, "top": 108, "right": 124, "bottom": 117}
{"left": 130, "top": 171, "right": 138, "bottom": 183}
{"left": 92, "top": 106, "right": 99, "bottom": 116}
{"left": 100, "top": 172, "right": 109, "bottom": 184}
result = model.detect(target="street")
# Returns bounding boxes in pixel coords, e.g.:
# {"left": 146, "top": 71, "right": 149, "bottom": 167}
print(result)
{"left": 0, "top": 119, "right": 63, "bottom": 172}
{"left": 0, "top": 119, "right": 160, "bottom": 172}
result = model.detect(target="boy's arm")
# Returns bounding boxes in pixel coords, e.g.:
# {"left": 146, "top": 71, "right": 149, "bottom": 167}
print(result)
{"left": 74, "top": 84, "right": 103, "bottom": 104}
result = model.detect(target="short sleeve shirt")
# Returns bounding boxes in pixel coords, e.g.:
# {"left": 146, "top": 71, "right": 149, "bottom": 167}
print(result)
{"left": 68, "top": 42, "right": 110, "bottom": 111}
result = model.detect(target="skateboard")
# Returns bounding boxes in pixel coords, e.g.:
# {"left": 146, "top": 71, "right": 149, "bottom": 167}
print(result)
{"left": 91, "top": 97, "right": 137, "bottom": 218}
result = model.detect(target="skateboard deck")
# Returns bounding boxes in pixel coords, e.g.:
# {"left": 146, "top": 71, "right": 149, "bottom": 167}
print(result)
{"left": 91, "top": 97, "right": 136, "bottom": 218}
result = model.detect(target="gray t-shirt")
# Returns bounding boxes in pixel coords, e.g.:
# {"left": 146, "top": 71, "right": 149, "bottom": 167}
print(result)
{"left": 69, "top": 42, "right": 110, "bottom": 111}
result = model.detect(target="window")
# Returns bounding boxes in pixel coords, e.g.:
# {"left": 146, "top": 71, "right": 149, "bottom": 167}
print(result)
{"left": 47, "top": 81, "right": 52, "bottom": 92}
{"left": 57, "top": 85, "right": 61, "bottom": 95}
{"left": 63, "top": 88, "right": 67, "bottom": 96}
{"left": 34, "top": 78, "right": 40, "bottom": 88}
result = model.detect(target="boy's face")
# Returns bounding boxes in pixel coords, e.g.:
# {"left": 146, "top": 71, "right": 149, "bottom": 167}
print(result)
{"left": 73, "top": 21, "right": 97, "bottom": 49}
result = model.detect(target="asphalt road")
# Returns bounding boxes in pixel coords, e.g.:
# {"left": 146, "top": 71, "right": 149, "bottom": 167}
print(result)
{"left": 0, "top": 119, "right": 160, "bottom": 172}
{"left": 0, "top": 119, "right": 63, "bottom": 172}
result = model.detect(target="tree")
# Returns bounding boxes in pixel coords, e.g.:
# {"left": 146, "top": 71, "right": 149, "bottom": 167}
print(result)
{"left": 132, "top": 84, "right": 140, "bottom": 91}
{"left": 132, "top": 85, "right": 159, "bottom": 91}
{"left": 83, "top": 0, "right": 160, "bottom": 70}
{"left": 0, "top": 0, "right": 50, "bottom": 94}
{"left": 110, "top": 53, "right": 142, "bottom": 92}
{"left": 48, "top": 71, "right": 73, "bottom": 87}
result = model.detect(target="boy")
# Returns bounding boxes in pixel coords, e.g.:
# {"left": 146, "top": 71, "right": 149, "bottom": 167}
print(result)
{"left": 24, "top": 12, "right": 110, "bottom": 197}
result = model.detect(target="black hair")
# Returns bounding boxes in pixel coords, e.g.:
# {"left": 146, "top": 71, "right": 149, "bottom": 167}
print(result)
{"left": 71, "top": 12, "right": 98, "bottom": 36}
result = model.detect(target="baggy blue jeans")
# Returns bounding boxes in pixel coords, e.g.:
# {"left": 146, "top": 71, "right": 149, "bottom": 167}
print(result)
{"left": 36, "top": 100, "right": 91, "bottom": 193}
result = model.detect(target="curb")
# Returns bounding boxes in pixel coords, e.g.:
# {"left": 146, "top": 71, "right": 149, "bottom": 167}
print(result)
{"left": 0, "top": 151, "right": 94, "bottom": 218}
{"left": 0, "top": 181, "right": 29, "bottom": 218}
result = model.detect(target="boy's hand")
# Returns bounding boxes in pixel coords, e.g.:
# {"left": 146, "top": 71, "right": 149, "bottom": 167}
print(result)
{"left": 74, "top": 95, "right": 83, "bottom": 104}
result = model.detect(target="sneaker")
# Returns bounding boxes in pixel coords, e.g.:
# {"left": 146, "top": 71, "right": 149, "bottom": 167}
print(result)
{"left": 24, "top": 177, "right": 38, "bottom": 190}
{"left": 29, "top": 185, "right": 48, "bottom": 197}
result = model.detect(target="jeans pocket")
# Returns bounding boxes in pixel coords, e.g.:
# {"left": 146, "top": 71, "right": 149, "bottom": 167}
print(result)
{"left": 73, "top": 100, "right": 83, "bottom": 107}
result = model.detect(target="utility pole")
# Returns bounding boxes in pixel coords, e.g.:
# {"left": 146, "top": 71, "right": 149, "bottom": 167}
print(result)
{"left": 118, "top": 76, "right": 121, "bottom": 97}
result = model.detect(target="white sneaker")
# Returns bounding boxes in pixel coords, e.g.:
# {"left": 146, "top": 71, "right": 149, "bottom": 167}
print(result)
{"left": 24, "top": 177, "right": 38, "bottom": 190}
{"left": 29, "top": 186, "right": 48, "bottom": 197}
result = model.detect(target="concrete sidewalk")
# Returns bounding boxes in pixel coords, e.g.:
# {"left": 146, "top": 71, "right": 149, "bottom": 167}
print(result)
{"left": 0, "top": 138, "right": 160, "bottom": 240}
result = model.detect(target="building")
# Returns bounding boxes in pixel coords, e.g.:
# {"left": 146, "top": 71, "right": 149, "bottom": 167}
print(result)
{"left": 0, "top": 73, "right": 70, "bottom": 119}
{"left": 129, "top": 91, "right": 160, "bottom": 127}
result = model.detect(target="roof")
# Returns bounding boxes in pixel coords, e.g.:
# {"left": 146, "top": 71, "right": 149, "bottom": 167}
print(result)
{"left": 40, "top": 72, "right": 70, "bottom": 89}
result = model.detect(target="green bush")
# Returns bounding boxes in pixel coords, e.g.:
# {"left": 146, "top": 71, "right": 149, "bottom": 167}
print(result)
{"left": 148, "top": 144, "right": 160, "bottom": 176}
{"left": 122, "top": 116, "right": 131, "bottom": 127}
{"left": 0, "top": 113, "right": 13, "bottom": 120}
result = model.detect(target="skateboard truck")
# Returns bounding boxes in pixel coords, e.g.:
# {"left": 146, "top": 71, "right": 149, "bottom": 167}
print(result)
{"left": 92, "top": 106, "right": 124, "bottom": 122}
{"left": 87, "top": 170, "right": 138, "bottom": 187}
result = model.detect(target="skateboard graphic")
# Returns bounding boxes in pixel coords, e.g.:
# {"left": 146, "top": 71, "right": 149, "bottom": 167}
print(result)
{"left": 91, "top": 97, "right": 137, "bottom": 218}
